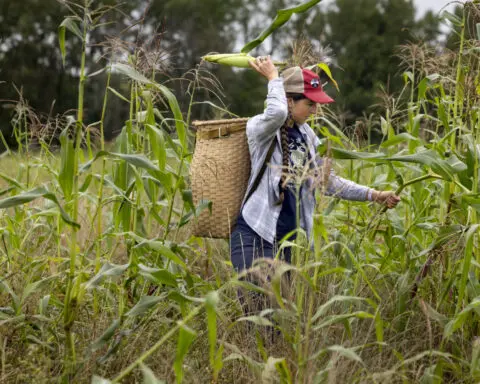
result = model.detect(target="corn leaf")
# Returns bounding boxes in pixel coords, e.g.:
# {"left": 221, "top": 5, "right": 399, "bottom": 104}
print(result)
{"left": 0, "top": 187, "right": 79, "bottom": 228}
{"left": 445, "top": 297, "right": 480, "bottom": 338}
{"left": 58, "top": 17, "right": 83, "bottom": 66}
{"left": 311, "top": 63, "right": 339, "bottom": 91}
{"left": 59, "top": 129, "right": 75, "bottom": 200}
{"left": 241, "top": 0, "right": 323, "bottom": 53}
{"left": 327, "top": 345, "right": 364, "bottom": 364}
{"left": 90, "top": 319, "right": 121, "bottom": 352}
{"left": 174, "top": 324, "right": 196, "bottom": 384}
{"left": 138, "top": 264, "right": 178, "bottom": 288}
{"left": 134, "top": 240, "right": 186, "bottom": 268}
{"left": 312, "top": 295, "right": 367, "bottom": 323}
{"left": 331, "top": 148, "right": 386, "bottom": 160}
{"left": 84, "top": 263, "right": 130, "bottom": 289}
{"left": 125, "top": 295, "right": 166, "bottom": 317}
{"left": 456, "top": 225, "right": 479, "bottom": 313}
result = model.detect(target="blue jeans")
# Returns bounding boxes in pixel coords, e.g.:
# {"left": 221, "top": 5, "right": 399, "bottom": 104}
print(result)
{"left": 230, "top": 213, "right": 292, "bottom": 272}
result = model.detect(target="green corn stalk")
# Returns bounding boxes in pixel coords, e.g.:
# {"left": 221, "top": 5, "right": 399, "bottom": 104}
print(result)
{"left": 64, "top": 32, "right": 85, "bottom": 384}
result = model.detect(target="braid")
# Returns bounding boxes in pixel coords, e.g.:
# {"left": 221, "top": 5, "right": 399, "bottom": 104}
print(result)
{"left": 277, "top": 93, "right": 305, "bottom": 204}
{"left": 278, "top": 113, "right": 294, "bottom": 204}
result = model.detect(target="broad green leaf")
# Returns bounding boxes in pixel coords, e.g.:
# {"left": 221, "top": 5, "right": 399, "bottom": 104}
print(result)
{"left": 134, "top": 240, "right": 186, "bottom": 268}
{"left": 380, "top": 133, "right": 419, "bottom": 148}
{"left": 179, "top": 199, "right": 212, "bottom": 228}
{"left": 471, "top": 337, "right": 480, "bottom": 378}
{"left": 174, "top": 324, "right": 196, "bottom": 384}
{"left": 271, "top": 263, "right": 296, "bottom": 309}
{"left": 58, "top": 17, "right": 83, "bottom": 65}
{"left": 419, "top": 300, "right": 448, "bottom": 326}
{"left": 125, "top": 295, "right": 165, "bottom": 317}
{"left": 79, "top": 174, "right": 93, "bottom": 192}
{"left": 181, "top": 190, "right": 195, "bottom": 213}
{"left": 0, "top": 172, "right": 24, "bottom": 189}
{"left": 138, "top": 264, "right": 178, "bottom": 287}
{"left": 317, "top": 62, "right": 339, "bottom": 91}
{"left": 387, "top": 150, "right": 467, "bottom": 181}
{"left": 403, "top": 71, "right": 414, "bottom": 84}
{"left": 58, "top": 25, "right": 66, "bottom": 66}
{"left": 0, "top": 280, "right": 20, "bottom": 313}
{"left": 90, "top": 319, "right": 120, "bottom": 352}
{"left": 241, "top": 0, "right": 323, "bottom": 53}
{"left": 112, "top": 63, "right": 151, "bottom": 83}
{"left": 0, "top": 187, "right": 51, "bottom": 208}
{"left": 81, "top": 151, "right": 173, "bottom": 191}
{"left": 312, "top": 295, "right": 367, "bottom": 322}
{"left": 0, "top": 187, "right": 79, "bottom": 228}
{"left": 456, "top": 225, "right": 479, "bottom": 313}
{"left": 155, "top": 84, "right": 187, "bottom": 149}
{"left": 461, "top": 195, "right": 480, "bottom": 214}
{"left": 236, "top": 315, "right": 274, "bottom": 327}
{"left": 313, "top": 311, "right": 374, "bottom": 331}
{"left": 327, "top": 345, "right": 363, "bottom": 364}
{"left": 418, "top": 77, "right": 430, "bottom": 100}
{"left": 85, "top": 263, "right": 129, "bottom": 289}
{"left": 168, "top": 291, "right": 206, "bottom": 305}
{"left": 331, "top": 148, "right": 385, "bottom": 160}
{"left": 59, "top": 129, "right": 75, "bottom": 200}
{"left": 445, "top": 297, "right": 480, "bottom": 338}
{"left": 442, "top": 11, "right": 463, "bottom": 26}
{"left": 21, "top": 276, "right": 58, "bottom": 304}
{"left": 146, "top": 124, "right": 167, "bottom": 171}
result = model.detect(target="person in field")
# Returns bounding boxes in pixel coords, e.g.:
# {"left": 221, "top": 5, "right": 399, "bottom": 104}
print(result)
{"left": 230, "top": 56, "right": 400, "bottom": 272}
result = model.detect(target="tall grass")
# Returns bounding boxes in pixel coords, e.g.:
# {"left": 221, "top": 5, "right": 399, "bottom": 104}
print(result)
{"left": 2, "top": 1, "right": 480, "bottom": 383}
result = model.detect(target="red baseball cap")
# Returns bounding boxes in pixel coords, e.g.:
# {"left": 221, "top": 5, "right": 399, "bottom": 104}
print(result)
{"left": 282, "top": 67, "right": 334, "bottom": 104}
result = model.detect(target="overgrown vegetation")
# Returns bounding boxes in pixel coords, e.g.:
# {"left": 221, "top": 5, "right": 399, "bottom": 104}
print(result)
{"left": 2, "top": 1, "right": 480, "bottom": 383}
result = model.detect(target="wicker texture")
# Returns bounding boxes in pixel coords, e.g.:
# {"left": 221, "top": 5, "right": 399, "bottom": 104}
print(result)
{"left": 191, "top": 118, "right": 250, "bottom": 238}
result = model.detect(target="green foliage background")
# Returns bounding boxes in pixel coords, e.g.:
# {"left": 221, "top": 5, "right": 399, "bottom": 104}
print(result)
{"left": 0, "top": 0, "right": 444, "bottom": 149}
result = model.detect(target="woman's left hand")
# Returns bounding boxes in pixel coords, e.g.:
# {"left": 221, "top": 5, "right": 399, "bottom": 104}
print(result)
{"left": 373, "top": 191, "right": 401, "bottom": 209}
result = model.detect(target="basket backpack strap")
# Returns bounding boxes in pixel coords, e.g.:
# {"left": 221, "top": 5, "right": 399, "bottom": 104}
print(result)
{"left": 244, "top": 137, "right": 277, "bottom": 204}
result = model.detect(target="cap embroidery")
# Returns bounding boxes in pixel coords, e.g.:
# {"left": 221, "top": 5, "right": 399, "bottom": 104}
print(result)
{"left": 310, "top": 78, "right": 320, "bottom": 88}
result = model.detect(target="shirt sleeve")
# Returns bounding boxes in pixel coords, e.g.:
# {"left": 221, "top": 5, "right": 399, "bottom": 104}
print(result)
{"left": 246, "top": 78, "right": 288, "bottom": 147}
{"left": 325, "top": 169, "right": 374, "bottom": 201}
{"left": 313, "top": 151, "right": 374, "bottom": 202}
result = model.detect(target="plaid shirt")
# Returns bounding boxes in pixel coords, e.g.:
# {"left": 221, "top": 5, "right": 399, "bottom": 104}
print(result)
{"left": 241, "top": 78, "right": 373, "bottom": 244}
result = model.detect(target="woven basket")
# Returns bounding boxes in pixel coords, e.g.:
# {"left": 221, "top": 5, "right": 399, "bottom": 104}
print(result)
{"left": 190, "top": 118, "right": 250, "bottom": 238}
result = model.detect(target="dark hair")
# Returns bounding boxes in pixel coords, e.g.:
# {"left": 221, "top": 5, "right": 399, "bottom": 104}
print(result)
{"left": 286, "top": 93, "right": 307, "bottom": 101}
{"left": 278, "top": 93, "right": 306, "bottom": 203}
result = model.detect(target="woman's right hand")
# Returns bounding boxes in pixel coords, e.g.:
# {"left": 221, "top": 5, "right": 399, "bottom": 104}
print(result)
{"left": 248, "top": 55, "right": 279, "bottom": 81}
{"left": 372, "top": 190, "right": 401, "bottom": 209}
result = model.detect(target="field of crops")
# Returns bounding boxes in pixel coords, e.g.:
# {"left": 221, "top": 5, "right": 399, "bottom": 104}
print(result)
{"left": 2, "top": 2, "right": 480, "bottom": 383}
